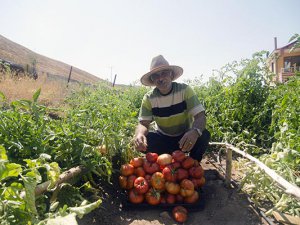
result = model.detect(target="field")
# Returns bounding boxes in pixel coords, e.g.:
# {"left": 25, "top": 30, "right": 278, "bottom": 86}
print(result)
{"left": 0, "top": 52, "right": 299, "bottom": 225}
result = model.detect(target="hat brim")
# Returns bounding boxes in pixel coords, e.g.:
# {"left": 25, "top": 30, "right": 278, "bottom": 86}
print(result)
{"left": 140, "top": 65, "right": 183, "bottom": 86}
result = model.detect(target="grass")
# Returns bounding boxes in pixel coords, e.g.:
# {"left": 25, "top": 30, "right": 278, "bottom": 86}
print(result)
{"left": 0, "top": 72, "right": 80, "bottom": 107}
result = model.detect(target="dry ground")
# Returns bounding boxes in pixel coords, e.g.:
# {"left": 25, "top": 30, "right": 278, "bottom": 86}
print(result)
{"left": 78, "top": 155, "right": 273, "bottom": 225}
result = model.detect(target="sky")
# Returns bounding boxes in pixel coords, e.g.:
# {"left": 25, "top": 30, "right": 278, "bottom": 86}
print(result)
{"left": 0, "top": 0, "right": 299, "bottom": 85}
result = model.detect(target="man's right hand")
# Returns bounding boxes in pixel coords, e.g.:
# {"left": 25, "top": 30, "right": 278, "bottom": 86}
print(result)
{"left": 134, "top": 134, "right": 148, "bottom": 152}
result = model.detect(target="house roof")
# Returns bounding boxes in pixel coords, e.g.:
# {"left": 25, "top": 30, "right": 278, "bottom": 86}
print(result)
{"left": 277, "top": 40, "right": 297, "bottom": 50}
{"left": 269, "top": 40, "right": 298, "bottom": 57}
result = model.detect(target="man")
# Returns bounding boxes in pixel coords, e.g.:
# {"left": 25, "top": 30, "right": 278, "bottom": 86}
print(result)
{"left": 134, "top": 55, "right": 210, "bottom": 162}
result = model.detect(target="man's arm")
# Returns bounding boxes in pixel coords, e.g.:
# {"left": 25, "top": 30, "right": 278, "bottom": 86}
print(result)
{"left": 134, "top": 120, "right": 151, "bottom": 152}
{"left": 192, "top": 111, "right": 206, "bottom": 133}
{"left": 179, "top": 111, "right": 206, "bottom": 152}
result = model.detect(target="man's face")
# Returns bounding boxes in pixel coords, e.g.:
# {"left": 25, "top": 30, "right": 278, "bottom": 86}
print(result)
{"left": 151, "top": 70, "right": 173, "bottom": 93}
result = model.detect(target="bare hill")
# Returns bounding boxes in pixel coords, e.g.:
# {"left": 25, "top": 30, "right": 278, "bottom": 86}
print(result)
{"left": 0, "top": 34, "right": 103, "bottom": 84}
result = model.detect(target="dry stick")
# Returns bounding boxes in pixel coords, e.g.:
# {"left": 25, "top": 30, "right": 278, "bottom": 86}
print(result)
{"left": 225, "top": 148, "right": 232, "bottom": 187}
{"left": 35, "top": 165, "right": 86, "bottom": 196}
{"left": 210, "top": 142, "right": 300, "bottom": 201}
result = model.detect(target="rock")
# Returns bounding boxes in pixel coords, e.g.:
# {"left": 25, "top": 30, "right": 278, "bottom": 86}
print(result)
{"left": 159, "top": 211, "right": 172, "bottom": 220}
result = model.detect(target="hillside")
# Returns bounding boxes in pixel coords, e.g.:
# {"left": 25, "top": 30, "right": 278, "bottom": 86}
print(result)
{"left": 0, "top": 34, "right": 103, "bottom": 84}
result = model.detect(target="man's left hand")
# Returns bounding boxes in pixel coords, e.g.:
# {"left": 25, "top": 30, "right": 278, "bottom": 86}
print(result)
{"left": 179, "top": 129, "right": 199, "bottom": 152}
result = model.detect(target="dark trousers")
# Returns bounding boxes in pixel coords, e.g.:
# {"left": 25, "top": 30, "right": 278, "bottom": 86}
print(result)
{"left": 146, "top": 129, "right": 211, "bottom": 161}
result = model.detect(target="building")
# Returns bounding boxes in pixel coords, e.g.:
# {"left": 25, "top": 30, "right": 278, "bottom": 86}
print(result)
{"left": 267, "top": 37, "right": 300, "bottom": 83}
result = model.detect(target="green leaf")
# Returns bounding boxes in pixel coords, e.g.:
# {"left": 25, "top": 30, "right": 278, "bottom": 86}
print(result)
{"left": 33, "top": 88, "right": 41, "bottom": 103}
{"left": 0, "top": 145, "right": 8, "bottom": 160}
{"left": 68, "top": 199, "right": 102, "bottom": 219}
{"left": 41, "top": 213, "right": 78, "bottom": 225}
{"left": 47, "top": 162, "right": 61, "bottom": 189}
{"left": 0, "top": 163, "right": 22, "bottom": 179}
{"left": 288, "top": 33, "right": 299, "bottom": 43}
{"left": 0, "top": 91, "right": 6, "bottom": 102}
{"left": 22, "top": 172, "right": 38, "bottom": 215}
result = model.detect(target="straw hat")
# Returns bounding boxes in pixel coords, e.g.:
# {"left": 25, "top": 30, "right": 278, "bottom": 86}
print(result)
{"left": 140, "top": 55, "right": 183, "bottom": 86}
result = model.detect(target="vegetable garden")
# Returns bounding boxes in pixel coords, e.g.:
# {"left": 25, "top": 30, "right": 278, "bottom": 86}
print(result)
{"left": 0, "top": 50, "right": 299, "bottom": 224}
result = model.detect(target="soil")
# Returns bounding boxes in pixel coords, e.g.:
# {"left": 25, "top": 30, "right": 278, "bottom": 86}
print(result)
{"left": 77, "top": 154, "right": 273, "bottom": 225}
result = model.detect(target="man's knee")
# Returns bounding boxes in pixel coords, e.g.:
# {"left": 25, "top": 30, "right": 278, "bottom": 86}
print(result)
{"left": 201, "top": 129, "right": 211, "bottom": 144}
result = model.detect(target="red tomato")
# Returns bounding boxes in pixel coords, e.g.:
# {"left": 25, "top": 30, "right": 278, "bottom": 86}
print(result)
{"left": 165, "top": 181, "right": 180, "bottom": 195}
{"left": 134, "top": 167, "right": 146, "bottom": 177}
{"left": 143, "top": 160, "right": 160, "bottom": 174}
{"left": 188, "top": 165, "right": 204, "bottom": 178}
{"left": 181, "top": 156, "right": 195, "bottom": 169}
{"left": 146, "top": 152, "right": 158, "bottom": 163}
{"left": 120, "top": 163, "right": 134, "bottom": 176}
{"left": 130, "top": 157, "right": 144, "bottom": 168}
{"left": 193, "top": 159, "right": 200, "bottom": 166}
{"left": 145, "top": 188, "right": 161, "bottom": 205}
{"left": 126, "top": 174, "right": 137, "bottom": 189}
{"left": 191, "top": 177, "right": 206, "bottom": 188}
{"left": 172, "top": 206, "right": 188, "bottom": 223}
{"left": 162, "top": 165, "right": 177, "bottom": 182}
{"left": 175, "top": 194, "right": 184, "bottom": 203}
{"left": 134, "top": 177, "right": 149, "bottom": 194}
{"left": 184, "top": 190, "right": 199, "bottom": 204}
{"left": 144, "top": 174, "right": 152, "bottom": 185}
{"left": 191, "top": 178, "right": 201, "bottom": 189}
{"left": 172, "top": 150, "right": 186, "bottom": 162}
{"left": 128, "top": 189, "right": 144, "bottom": 204}
{"left": 198, "top": 176, "right": 206, "bottom": 187}
{"left": 166, "top": 193, "right": 176, "bottom": 204}
{"left": 157, "top": 153, "right": 172, "bottom": 167}
{"left": 180, "top": 179, "right": 195, "bottom": 197}
{"left": 150, "top": 172, "right": 165, "bottom": 191}
{"left": 171, "top": 161, "right": 181, "bottom": 169}
{"left": 160, "top": 195, "right": 167, "bottom": 204}
{"left": 176, "top": 168, "right": 189, "bottom": 181}
{"left": 119, "top": 175, "right": 127, "bottom": 189}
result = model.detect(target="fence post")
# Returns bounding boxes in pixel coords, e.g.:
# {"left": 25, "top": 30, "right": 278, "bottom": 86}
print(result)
{"left": 67, "top": 66, "right": 73, "bottom": 85}
{"left": 112, "top": 74, "right": 117, "bottom": 87}
{"left": 225, "top": 148, "right": 232, "bottom": 187}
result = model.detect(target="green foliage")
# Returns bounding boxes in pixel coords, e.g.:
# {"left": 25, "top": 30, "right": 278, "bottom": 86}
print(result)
{"left": 289, "top": 33, "right": 300, "bottom": 52}
{"left": 0, "top": 83, "right": 146, "bottom": 223}
{"left": 0, "top": 147, "right": 61, "bottom": 224}
{"left": 193, "top": 52, "right": 273, "bottom": 150}
{"left": 0, "top": 49, "right": 298, "bottom": 221}
{"left": 190, "top": 50, "right": 299, "bottom": 216}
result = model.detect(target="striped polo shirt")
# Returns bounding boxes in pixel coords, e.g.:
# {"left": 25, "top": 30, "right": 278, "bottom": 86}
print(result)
{"left": 138, "top": 82, "right": 205, "bottom": 136}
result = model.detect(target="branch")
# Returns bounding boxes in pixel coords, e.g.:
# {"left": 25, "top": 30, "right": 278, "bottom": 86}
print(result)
{"left": 210, "top": 142, "right": 300, "bottom": 201}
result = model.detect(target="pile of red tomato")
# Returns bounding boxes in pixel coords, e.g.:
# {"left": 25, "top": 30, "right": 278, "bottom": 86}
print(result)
{"left": 119, "top": 150, "right": 206, "bottom": 223}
